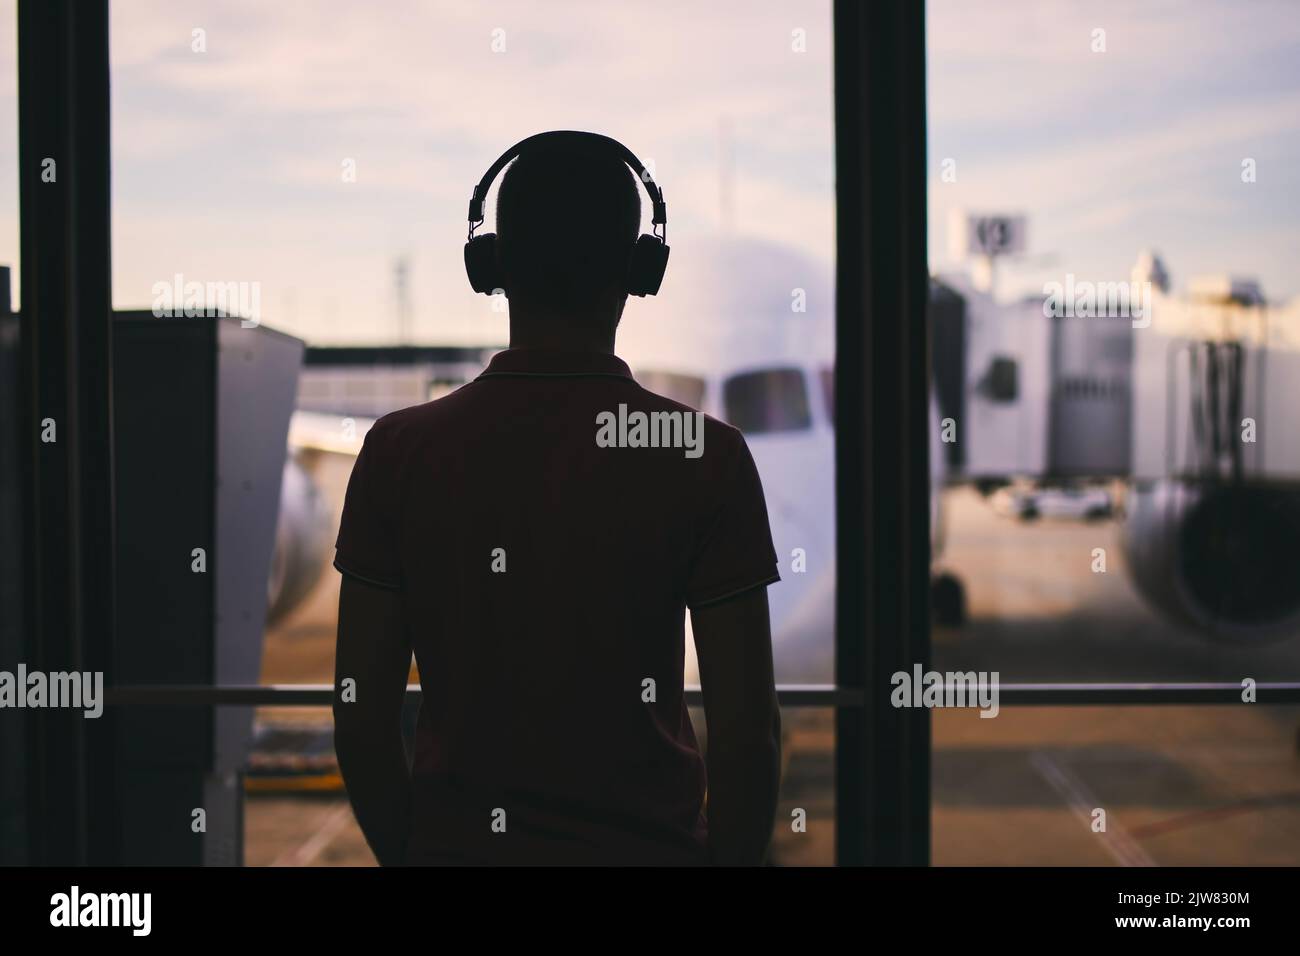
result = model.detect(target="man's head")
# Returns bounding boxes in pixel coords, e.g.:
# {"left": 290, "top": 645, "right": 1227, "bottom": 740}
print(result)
{"left": 495, "top": 135, "right": 642, "bottom": 331}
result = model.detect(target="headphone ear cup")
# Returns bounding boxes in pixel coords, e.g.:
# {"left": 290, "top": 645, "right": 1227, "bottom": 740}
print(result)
{"left": 464, "top": 233, "right": 503, "bottom": 295}
{"left": 627, "top": 234, "right": 670, "bottom": 297}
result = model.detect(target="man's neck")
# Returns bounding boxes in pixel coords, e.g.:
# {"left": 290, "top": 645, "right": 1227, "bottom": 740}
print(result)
{"left": 508, "top": 309, "right": 617, "bottom": 354}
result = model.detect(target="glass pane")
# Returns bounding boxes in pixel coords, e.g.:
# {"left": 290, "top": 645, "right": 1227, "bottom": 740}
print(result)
{"left": 927, "top": 0, "right": 1300, "bottom": 869}
{"left": 927, "top": 0, "right": 1300, "bottom": 683}
{"left": 112, "top": 0, "right": 835, "bottom": 864}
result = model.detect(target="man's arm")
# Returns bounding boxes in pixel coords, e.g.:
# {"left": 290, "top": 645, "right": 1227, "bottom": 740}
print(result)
{"left": 333, "top": 575, "right": 412, "bottom": 866}
{"left": 691, "top": 584, "right": 781, "bottom": 866}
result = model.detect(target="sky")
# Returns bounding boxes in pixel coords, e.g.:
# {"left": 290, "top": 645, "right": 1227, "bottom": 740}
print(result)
{"left": 927, "top": 0, "right": 1300, "bottom": 307}
{"left": 0, "top": 0, "right": 1296, "bottom": 343}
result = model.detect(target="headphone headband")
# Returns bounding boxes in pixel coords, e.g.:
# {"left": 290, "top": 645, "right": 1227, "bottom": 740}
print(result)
{"left": 464, "top": 130, "right": 671, "bottom": 298}
{"left": 466, "top": 130, "right": 666, "bottom": 237}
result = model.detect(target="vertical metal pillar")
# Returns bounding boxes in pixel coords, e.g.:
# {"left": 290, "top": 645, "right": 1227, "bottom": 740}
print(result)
{"left": 18, "top": 0, "right": 116, "bottom": 866}
{"left": 833, "top": 0, "right": 931, "bottom": 866}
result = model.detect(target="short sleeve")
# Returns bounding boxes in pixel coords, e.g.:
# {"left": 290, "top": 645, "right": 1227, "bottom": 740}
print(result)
{"left": 685, "top": 430, "right": 781, "bottom": 609}
{"left": 334, "top": 422, "right": 403, "bottom": 590}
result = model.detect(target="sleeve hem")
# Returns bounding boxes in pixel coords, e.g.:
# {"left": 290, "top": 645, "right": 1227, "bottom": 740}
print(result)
{"left": 333, "top": 555, "right": 402, "bottom": 591}
{"left": 687, "top": 569, "right": 781, "bottom": 610}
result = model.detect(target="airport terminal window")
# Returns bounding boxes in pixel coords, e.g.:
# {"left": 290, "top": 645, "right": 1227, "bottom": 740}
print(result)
{"left": 927, "top": 0, "right": 1300, "bottom": 683}
{"left": 723, "top": 368, "right": 812, "bottom": 435}
{"left": 927, "top": 0, "right": 1300, "bottom": 865}
{"left": 22, "top": 0, "right": 1298, "bottom": 871}
{"left": 107, "top": 0, "right": 836, "bottom": 866}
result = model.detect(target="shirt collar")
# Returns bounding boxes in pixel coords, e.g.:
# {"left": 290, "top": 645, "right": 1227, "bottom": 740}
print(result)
{"left": 477, "top": 348, "right": 634, "bottom": 380}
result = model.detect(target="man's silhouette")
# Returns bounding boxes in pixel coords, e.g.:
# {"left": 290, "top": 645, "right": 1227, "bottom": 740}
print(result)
{"left": 332, "top": 131, "right": 782, "bottom": 866}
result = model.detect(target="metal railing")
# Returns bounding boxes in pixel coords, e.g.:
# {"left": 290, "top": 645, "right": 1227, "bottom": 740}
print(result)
{"left": 104, "top": 681, "right": 1300, "bottom": 708}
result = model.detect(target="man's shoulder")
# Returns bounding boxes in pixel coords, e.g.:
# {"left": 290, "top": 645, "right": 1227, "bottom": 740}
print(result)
{"left": 364, "top": 383, "right": 483, "bottom": 445}
{"left": 623, "top": 381, "right": 749, "bottom": 465}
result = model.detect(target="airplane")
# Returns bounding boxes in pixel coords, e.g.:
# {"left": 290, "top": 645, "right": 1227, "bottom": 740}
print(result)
{"left": 267, "top": 233, "right": 1300, "bottom": 699}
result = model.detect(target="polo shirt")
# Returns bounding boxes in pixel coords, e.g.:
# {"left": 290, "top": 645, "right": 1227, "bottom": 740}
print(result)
{"left": 334, "top": 347, "right": 780, "bottom": 865}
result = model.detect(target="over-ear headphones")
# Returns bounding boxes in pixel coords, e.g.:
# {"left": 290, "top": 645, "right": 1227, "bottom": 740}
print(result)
{"left": 464, "top": 130, "right": 669, "bottom": 297}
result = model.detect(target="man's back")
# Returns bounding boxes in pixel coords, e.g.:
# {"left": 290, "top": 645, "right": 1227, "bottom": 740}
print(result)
{"left": 334, "top": 347, "right": 779, "bottom": 865}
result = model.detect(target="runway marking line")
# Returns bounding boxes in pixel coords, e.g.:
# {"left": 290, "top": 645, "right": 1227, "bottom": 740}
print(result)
{"left": 1029, "top": 750, "right": 1157, "bottom": 867}
{"left": 269, "top": 802, "right": 355, "bottom": 867}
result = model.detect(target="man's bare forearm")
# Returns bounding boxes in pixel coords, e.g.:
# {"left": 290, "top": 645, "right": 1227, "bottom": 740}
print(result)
{"left": 706, "top": 708, "right": 782, "bottom": 866}
{"left": 334, "top": 577, "right": 413, "bottom": 866}
{"left": 334, "top": 719, "right": 411, "bottom": 866}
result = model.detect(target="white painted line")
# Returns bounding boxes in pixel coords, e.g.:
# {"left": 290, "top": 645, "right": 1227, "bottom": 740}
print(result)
{"left": 270, "top": 803, "right": 355, "bottom": 867}
{"left": 1029, "top": 750, "right": 1157, "bottom": 867}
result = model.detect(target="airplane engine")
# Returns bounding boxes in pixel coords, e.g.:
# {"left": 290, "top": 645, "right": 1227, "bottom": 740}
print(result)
{"left": 266, "top": 453, "right": 334, "bottom": 625}
{"left": 1122, "top": 479, "right": 1300, "bottom": 644}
